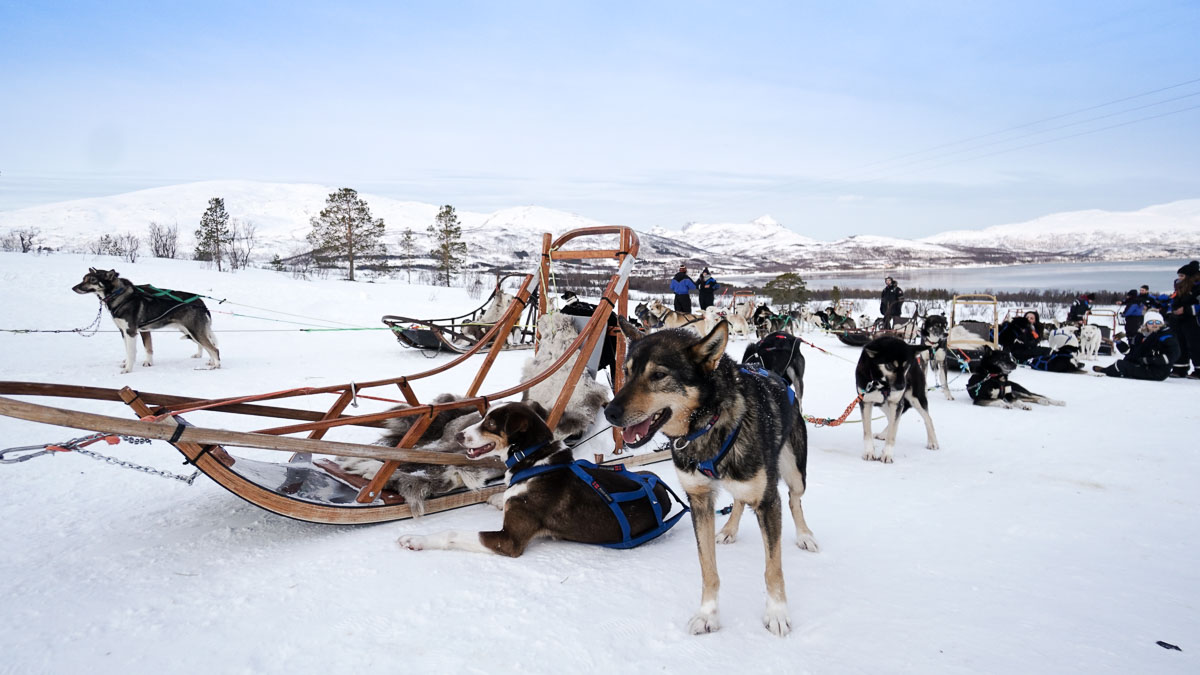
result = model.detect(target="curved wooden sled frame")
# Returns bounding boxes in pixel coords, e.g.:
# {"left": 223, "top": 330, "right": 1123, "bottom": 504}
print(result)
{"left": 0, "top": 227, "right": 665, "bottom": 525}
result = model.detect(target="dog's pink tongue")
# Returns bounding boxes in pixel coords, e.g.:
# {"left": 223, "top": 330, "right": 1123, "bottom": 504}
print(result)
{"left": 622, "top": 417, "right": 654, "bottom": 444}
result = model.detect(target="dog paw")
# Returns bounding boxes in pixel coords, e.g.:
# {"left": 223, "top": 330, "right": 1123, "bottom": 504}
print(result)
{"left": 881, "top": 454, "right": 894, "bottom": 464}
{"left": 142, "top": 361, "right": 153, "bottom": 367}
{"left": 396, "top": 535, "right": 426, "bottom": 551}
{"left": 763, "top": 604, "right": 791, "bottom": 637}
{"left": 873, "top": 432, "right": 887, "bottom": 441}
{"left": 926, "top": 441, "right": 939, "bottom": 450}
{"left": 715, "top": 531, "right": 737, "bottom": 545}
{"left": 1049, "top": 399, "right": 1066, "bottom": 407}
{"left": 486, "top": 493, "right": 505, "bottom": 510}
{"left": 1017, "top": 403, "right": 1032, "bottom": 411}
{"left": 796, "top": 534, "right": 819, "bottom": 552}
{"left": 687, "top": 611, "right": 720, "bottom": 635}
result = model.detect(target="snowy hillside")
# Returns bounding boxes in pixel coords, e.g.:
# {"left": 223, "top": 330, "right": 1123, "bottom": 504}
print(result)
{"left": 923, "top": 200, "right": 1200, "bottom": 257}
{"left": 0, "top": 251, "right": 1197, "bottom": 674}
{"left": 2, "top": 181, "right": 1200, "bottom": 270}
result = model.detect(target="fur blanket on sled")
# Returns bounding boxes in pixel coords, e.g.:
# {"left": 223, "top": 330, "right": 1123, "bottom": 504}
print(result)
{"left": 334, "top": 312, "right": 610, "bottom": 514}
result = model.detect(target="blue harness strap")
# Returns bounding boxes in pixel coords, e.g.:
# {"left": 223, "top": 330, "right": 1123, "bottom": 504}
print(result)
{"left": 508, "top": 460, "right": 689, "bottom": 549}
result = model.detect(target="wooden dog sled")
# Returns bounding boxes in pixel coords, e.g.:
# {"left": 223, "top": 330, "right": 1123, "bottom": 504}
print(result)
{"left": 382, "top": 273, "right": 540, "bottom": 353}
{"left": 0, "top": 227, "right": 666, "bottom": 525}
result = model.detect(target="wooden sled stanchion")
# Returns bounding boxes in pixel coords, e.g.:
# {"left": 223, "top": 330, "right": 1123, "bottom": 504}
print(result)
{"left": 0, "top": 226, "right": 665, "bottom": 525}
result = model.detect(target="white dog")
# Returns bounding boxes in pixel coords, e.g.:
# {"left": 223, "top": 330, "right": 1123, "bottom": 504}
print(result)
{"left": 704, "top": 306, "right": 752, "bottom": 338}
{"left": 1079, "top": 324, "right": 1102, "bottom": 361}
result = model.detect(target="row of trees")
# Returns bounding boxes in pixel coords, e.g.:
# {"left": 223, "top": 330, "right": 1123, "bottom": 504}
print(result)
{"left": 300, "top": 188, "right": 467, "bottom": 284}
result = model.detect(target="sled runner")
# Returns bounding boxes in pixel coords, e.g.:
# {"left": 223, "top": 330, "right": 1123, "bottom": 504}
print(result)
{"left": 0, "top": 227, "right": 665, "bottom": 525}
{"left": 382, "top": 274, "right": 541, "bottom": 353}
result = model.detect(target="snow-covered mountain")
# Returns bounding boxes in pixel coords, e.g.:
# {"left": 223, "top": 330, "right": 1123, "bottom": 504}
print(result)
{"left": 2, "top": 180, "right": 1198, "bottom": 271}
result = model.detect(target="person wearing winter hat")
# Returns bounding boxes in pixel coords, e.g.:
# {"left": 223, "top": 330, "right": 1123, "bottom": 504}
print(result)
{"left": 1094, "top": 310, "right": 1180, "bottom": 380}
{"left": 1121, "top": 289, "right": 1145, "bottom": 336}
{"left": 697, "top": 267, "right": 720, "bottom": 310}
{"left": 1168, "top": 260, "right": 1200, "bottom": 377}
{"left": 669, "top": 265, "right": 697, "bottom": 313}
{"left": 880, "top": 276, "right": 904, "bottom": 329}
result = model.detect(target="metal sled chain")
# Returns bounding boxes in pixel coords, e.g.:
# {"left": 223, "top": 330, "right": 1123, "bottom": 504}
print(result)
{"left": 0, "top": 396, "right": 496, "bottom": 467}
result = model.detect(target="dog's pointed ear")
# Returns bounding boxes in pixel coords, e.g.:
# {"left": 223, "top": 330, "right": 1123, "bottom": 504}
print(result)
{"left": 618, "top": 316, "right": 645, "bottom": 342}
{"left": 690, "top": 320, "right": 728, "bottom": 372}
{"left": 982, "top": 345, "right": 993, "bottom": 356}
{"left": 864, "top": 347, "right": 878, "bottom": 359}
{"left": 88, "top": 267, "right": 97, "bottom": 274}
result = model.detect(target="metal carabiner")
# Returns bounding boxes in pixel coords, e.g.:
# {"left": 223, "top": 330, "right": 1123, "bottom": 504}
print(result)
{"left": 0, "top": 444, "right": 60, "bottom": 464}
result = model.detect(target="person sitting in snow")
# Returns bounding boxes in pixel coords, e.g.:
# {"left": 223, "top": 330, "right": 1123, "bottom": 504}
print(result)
{"left": 1093, "top": 311, "right": 1179, "bottom": 381}
{"left": 669, "top": 265, "right": 697, "bottom": 313}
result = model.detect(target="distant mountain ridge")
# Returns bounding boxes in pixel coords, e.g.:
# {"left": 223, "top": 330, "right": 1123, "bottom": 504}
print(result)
{"left": 2, "top": 180, "right": 1198, "bottom": 272}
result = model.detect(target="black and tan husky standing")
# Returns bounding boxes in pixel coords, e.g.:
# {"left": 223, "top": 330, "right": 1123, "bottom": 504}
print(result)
{"left": 605, "top": 320, "right": 817, "bottom": 637}
{"left": 856, "top": 335, "right": 939, "bottom": 463}
{"left": 72, "top": 268, "right": 220, "bottom": 373}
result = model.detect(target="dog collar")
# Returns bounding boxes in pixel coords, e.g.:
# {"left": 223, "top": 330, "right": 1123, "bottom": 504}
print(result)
{"left": 102, "top": 287, "right": 126, "bottom": 304}
{"left": 671, "top": 412, "right": 720, "bottom": 450}
{"left": 504, "top": 441, "right": 548, "bottom": 469}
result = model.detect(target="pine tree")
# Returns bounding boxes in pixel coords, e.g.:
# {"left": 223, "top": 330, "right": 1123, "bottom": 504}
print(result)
{"left": 307, "top": 188, "right": 387, "bottom": 281}
{"left": 764, "top": 272, "right": 808, "bottom": 310}
{"left": 195, "top": 197, "right": 233, "bottom": 271}
{"left": 427, "top": 205, "right": 467, "bottom": 287}
{"left": 399, "top": 227, "right": 417, "bottom": 283}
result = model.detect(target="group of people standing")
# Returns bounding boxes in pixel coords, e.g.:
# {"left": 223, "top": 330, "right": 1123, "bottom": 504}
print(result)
{"left": 670, "top": 266, "right": 719, "bottom": 313}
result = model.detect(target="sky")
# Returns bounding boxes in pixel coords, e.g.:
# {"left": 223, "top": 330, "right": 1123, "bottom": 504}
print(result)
{"left": 1, "top": 0, "right": 1198, "bottom": 239}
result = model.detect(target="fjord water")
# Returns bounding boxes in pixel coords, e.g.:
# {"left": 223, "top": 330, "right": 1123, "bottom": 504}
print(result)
{"left": 799, "top": 260, "right": 1184, "bottom": 294}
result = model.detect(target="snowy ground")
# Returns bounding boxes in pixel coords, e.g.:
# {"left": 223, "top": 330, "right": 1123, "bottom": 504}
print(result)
{"left": 0, "top": 252, "right": 1197, "bottom": 674}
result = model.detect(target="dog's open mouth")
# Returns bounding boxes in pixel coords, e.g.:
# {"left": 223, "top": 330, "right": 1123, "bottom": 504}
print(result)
{"left": 465, "top": 442, "right": 495, "bottom": 459}
{"left": 621, "top": 408, "right": 670, "bottom": 448}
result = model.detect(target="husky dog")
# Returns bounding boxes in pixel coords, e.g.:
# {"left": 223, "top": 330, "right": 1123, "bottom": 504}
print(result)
{"left": 1079, "top": 324, "right": 1102, "bottom": 360}
{"left": 741, "top": 331, "right": 806, "bottom": 410}
{"left": 397, "top": 402, "right": 677, "bottom": 555}
{"left": 703, "top": 306, "right": 752, "bottom": 338}
{"left": 920, "top": 314, "right": 954, "bottom": 400}
{"left": 967, "top": 347, "right": 1066, "bottom": 409}
{"left": 856, "top": 335, "right": 939, "bottom": 463}
{"left": 605, "top": 320, "right": 817, "bottom": 637}
{"left": 72, "top": 268, "right": 220, "bottom": 373}
{"left": 646, "top": 298, "right": 704, "bottom": 335}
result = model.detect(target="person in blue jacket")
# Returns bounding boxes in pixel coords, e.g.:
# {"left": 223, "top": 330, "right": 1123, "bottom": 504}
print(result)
{"left": 670, "top": 265, "right": 697, "bottom": 313}
{"left": 1094, "top": 311, "right": 1180, "bottom": 381}
{"left": 697, "top": 268, "right": 719, "bottom": 310}
{"left": 1121, "top": 289, "right": 1145, "bottom": 336}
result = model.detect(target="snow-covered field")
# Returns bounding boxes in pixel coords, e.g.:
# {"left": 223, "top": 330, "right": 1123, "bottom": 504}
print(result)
{"left": 0, "top": 251, "right": 1197, "bottom": 674}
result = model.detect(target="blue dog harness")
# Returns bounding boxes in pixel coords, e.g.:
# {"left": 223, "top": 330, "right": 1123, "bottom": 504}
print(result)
{"left": 507, "top": 457, "right": 690, "bottom": 549}
{"left": 680, "top": 367, "right": 797, "bottom": 480}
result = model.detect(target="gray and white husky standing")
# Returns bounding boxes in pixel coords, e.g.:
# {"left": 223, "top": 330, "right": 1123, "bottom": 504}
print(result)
{"left": 72, "top": 268, "right": 221, "bottom": 373}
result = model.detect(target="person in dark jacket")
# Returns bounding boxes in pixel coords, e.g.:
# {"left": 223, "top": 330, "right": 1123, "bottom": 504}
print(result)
{"left": 697, "top": 268, "right": 719, "bottom": 310}
{"left": 880, "top": 276, "right": 904, "bottom": 329}
{"left": 1094, "top": 311, "right": 1180, "bottom": 380}
{"left": 1138, "top": 285, "right": 1154, "bottom": 309}
{"left": 670, "top": 266, "right": 697, "bottom": 313}
{"left": 1121, "top": 289, "right": 1145, "bottom": 337}
{"left": 998, "top": 314, "right": 1045, "bottom": 361}
{"left": 1169, "top": 260, "right": 1200, "bottom": 378}
{"left": 1066, "top": 294, "right": 1093, "bottom": 325}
